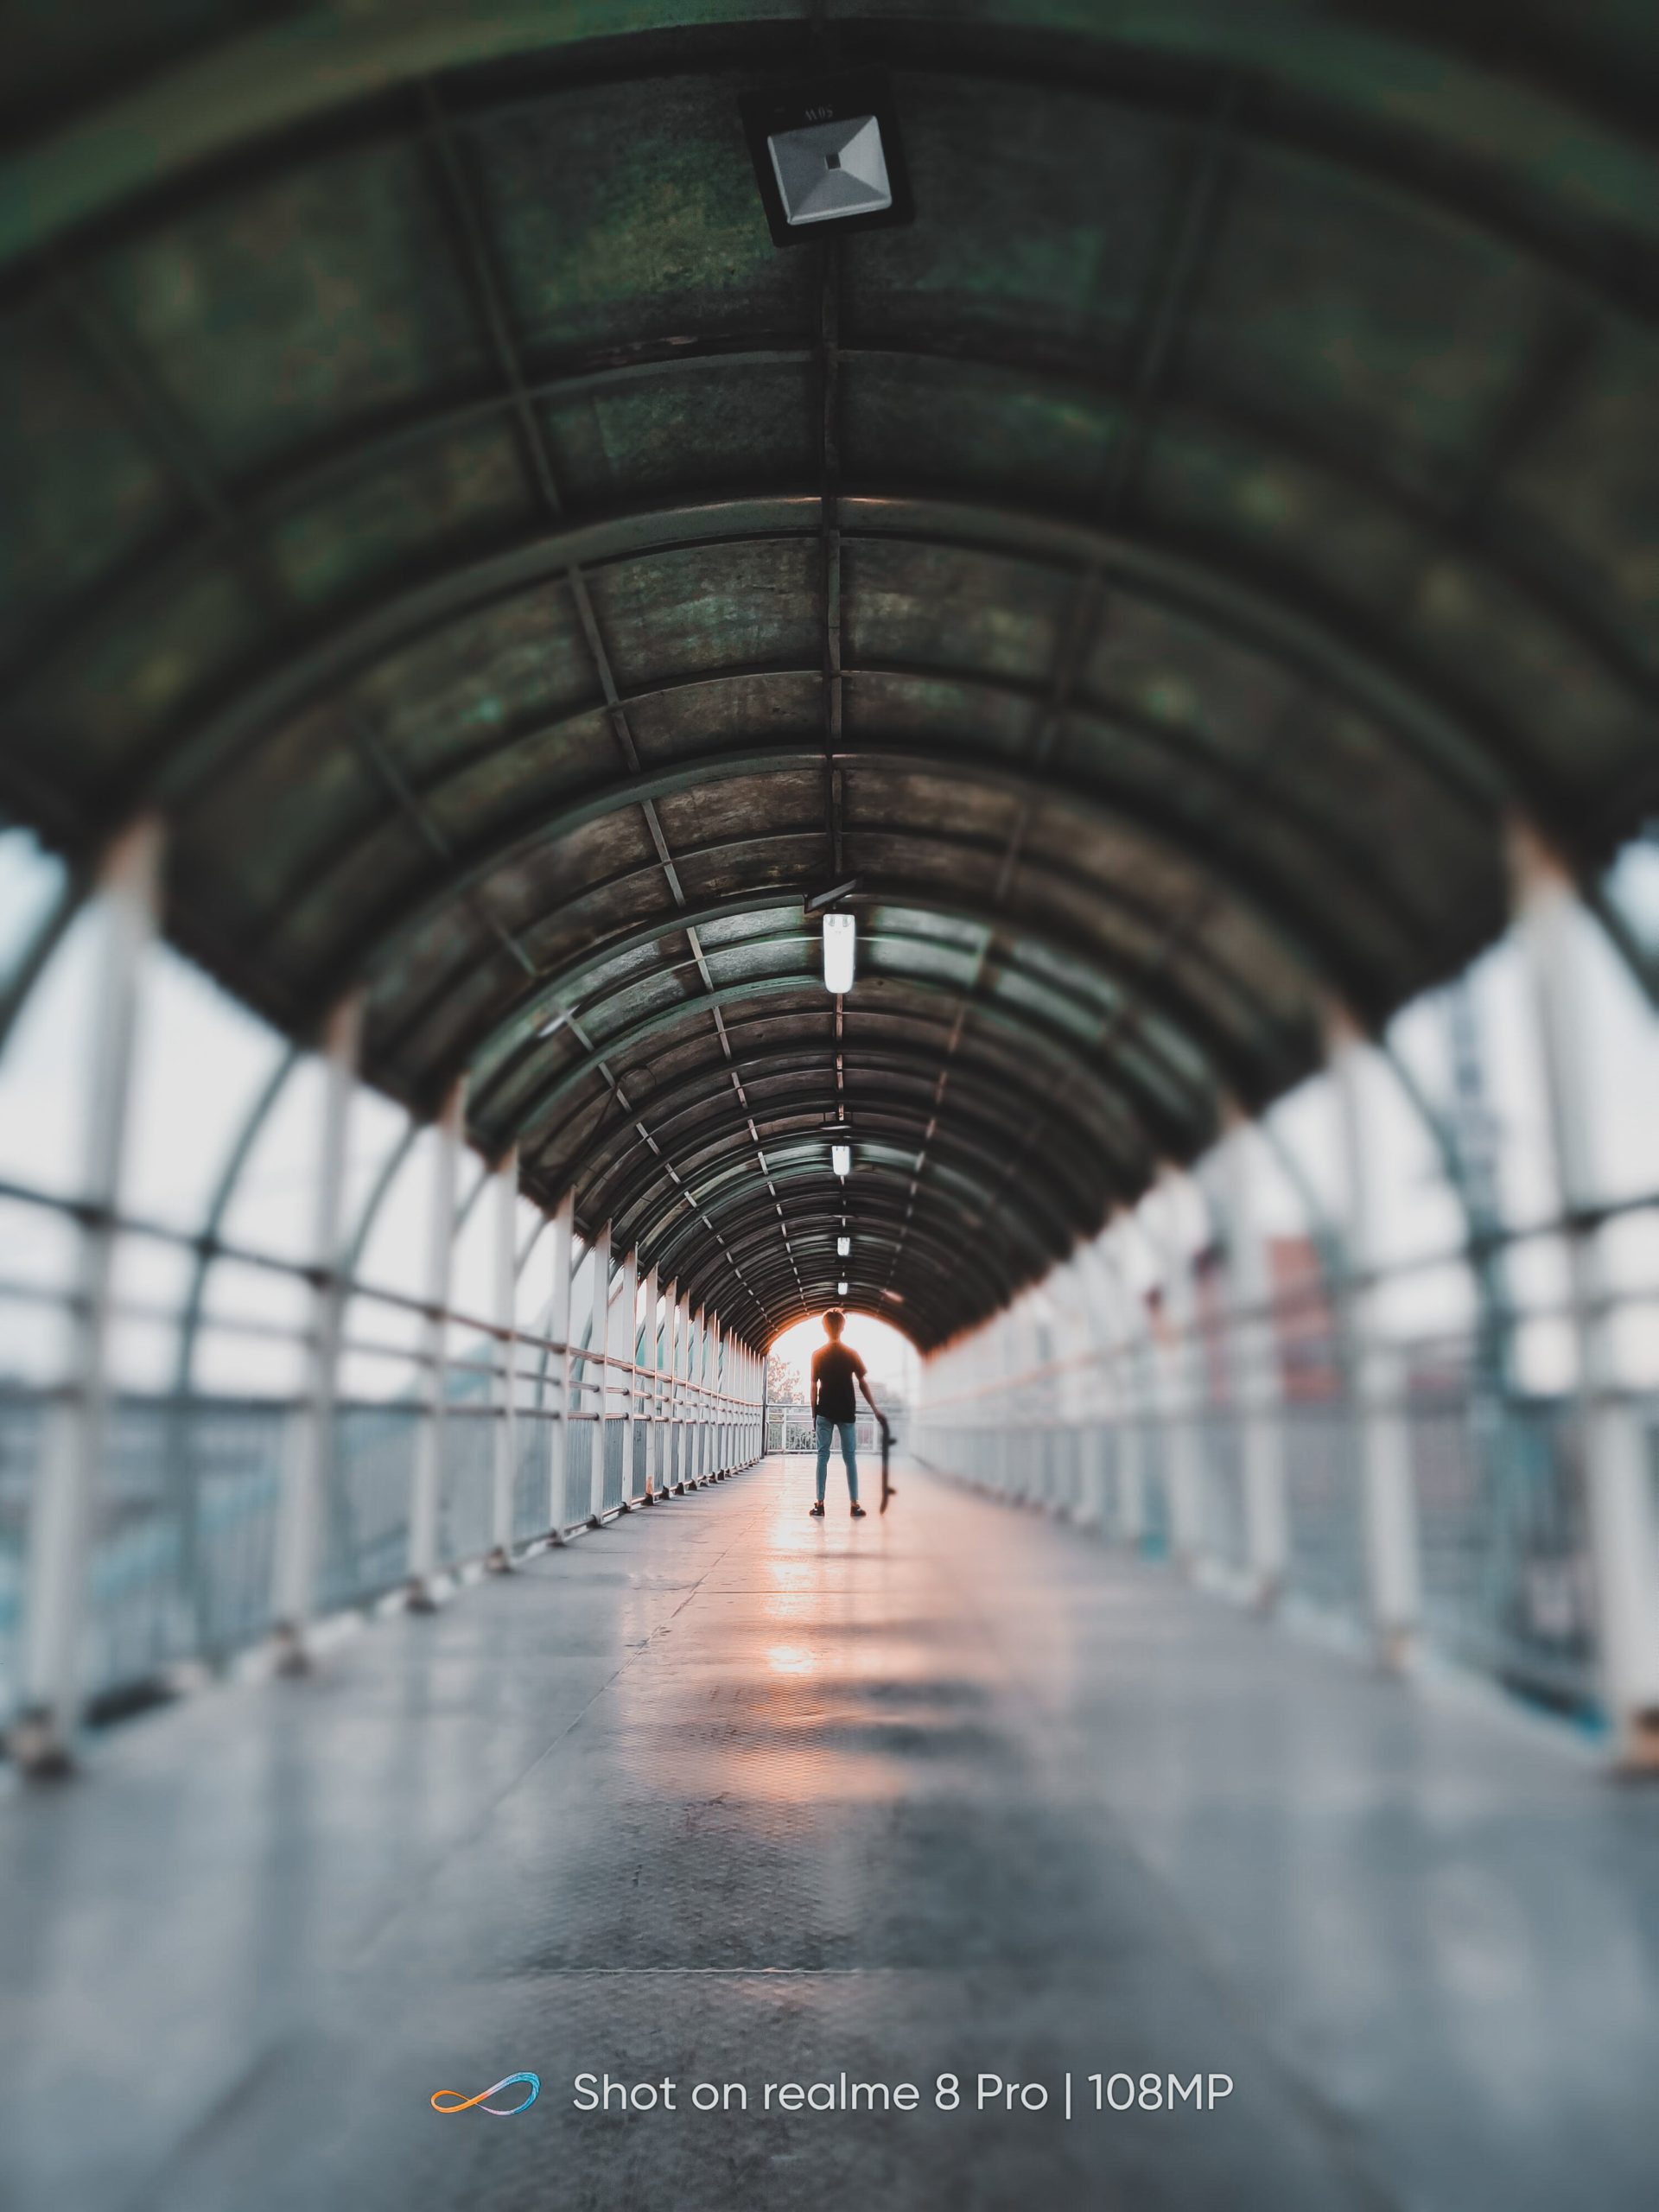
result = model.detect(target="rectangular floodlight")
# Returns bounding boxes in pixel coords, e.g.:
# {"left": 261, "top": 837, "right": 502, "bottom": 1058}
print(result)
{"left": 831, "top": 1142, "right": 852, "bottom": 1179}
{"left": 837, "top": 1281, "right": 849, "bottom": 1296}
{"left": 741, "top": 71, "right": 912, "bottom": 250}
{"left": 836, "top": 1236, "right": 851, "bottom": 1257}
{"left": 823, "top": 911, "right": 856, "bottom": 994}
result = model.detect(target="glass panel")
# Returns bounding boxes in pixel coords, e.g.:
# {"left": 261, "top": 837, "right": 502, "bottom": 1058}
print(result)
{"left": 0, "top": 825, "right": 66, "bottom": 975}
{"left": 1262, "top": 1071, "right": 1344, "bottom": 1230}
{"left": 448, "top": 1156, "right": 495, "bottom": 1326}
{"left": 106, "top": 1231, "right": 194, "bottom": 1392}
{"left": 1601, "top": 831, "right": 1659, "bottom": 960}
{"left": 124, "top": 944, "right": 284, "bottom": 1233}
{"left": 0, "top": 1192, "right": 74, "bottom": 1383}
{"left": 355, "top": 1122, "right": 438, "bottom": 1295}
{"left": 219, "top": 1054, "right": 327, "bottom": 1266}
{"left": 1570, "top": 899, "right": 1659, "bottom": 1207}
{"left": 1465, "top": 937, "right": 1557, "bottom": 1230}
{"left": 341, "top": 1084, "right": 410, "bottom": 1257}
{"left": 194, "top": 1259, "right": 309, "bottom": 1397}
{"left": 0, "top": 899, "right": 100, "bottom": 1199}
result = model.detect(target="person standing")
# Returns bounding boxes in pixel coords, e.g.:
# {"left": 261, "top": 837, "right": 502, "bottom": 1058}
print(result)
{"left": 810, "top": 1309, "right": 887, "bottom": 1519}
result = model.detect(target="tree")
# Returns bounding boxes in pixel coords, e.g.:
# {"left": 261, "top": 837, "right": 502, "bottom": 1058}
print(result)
{"left": 766, "top": 1351, "right": 804, "bottom": 1407}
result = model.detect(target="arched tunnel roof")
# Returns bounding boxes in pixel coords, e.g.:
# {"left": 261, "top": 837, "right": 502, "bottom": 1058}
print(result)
{"left": 2, "top": 3, "right": 1656, "bottom": 1348}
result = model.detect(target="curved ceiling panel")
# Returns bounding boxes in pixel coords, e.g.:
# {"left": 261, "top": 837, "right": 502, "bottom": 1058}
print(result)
{"left": 2, "top": 3, "right": 1656, "bottom": 1346}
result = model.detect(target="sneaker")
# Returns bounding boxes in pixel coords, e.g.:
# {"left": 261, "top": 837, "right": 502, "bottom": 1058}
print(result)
{"left": 809, "top": 1501, "right": 824, "bottom": 1517}
{"left": 850, "top": 1503, "right": 867, "bottom": 1518}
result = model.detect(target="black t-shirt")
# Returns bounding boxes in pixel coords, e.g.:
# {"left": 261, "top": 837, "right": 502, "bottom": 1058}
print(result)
{"left": 811, "top": 1341, "right": 867, "bottom": 1425}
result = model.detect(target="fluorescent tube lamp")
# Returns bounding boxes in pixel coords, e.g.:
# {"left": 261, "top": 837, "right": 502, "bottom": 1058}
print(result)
{"left": 836, "top": 1236, "right": 851, "bottom": 1256}
{"left": 823, "top": 911, "right": 856, "bottom": 994}
{"left": 537, "top": 1006, "right": 571, "bottom": 1039}
{"left": 837, "top": 1281, "right": 849, "bottom": 1295}
{"left": 831, "top": 1142, "right": 852, "bottom": 1179}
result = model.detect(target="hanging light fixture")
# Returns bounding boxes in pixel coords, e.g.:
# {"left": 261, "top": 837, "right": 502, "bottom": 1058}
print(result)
{"left": 823, "top": 910, "right": 856, "bottom": 995}
{"left": 836, "top": 1236, "right": 851, "bottom": 1257}
{"left": 831, "top": 1141, "right": 851, "bottom": 1179}
{"left": 837, "top": 1281, "right": 849, "bottom": 1296}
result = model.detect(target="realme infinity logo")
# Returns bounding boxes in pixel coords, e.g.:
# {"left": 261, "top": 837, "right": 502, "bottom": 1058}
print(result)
{"left": 430, "top": 2072, "right": 541, "bottom": 2117}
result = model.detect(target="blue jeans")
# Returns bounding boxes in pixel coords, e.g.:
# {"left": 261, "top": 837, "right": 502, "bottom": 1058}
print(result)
{"left": 814, "top": 1416, "right": 858, "bottom": 1503}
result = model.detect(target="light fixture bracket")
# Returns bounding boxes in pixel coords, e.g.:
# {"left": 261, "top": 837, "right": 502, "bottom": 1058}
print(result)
{"left": 804, "top": 874, "right": 862, "bottom": 914}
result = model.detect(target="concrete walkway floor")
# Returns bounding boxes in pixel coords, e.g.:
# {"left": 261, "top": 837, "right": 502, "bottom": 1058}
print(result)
{"left": 3, "top": 1456, "right": 1658, "bottom": 2212}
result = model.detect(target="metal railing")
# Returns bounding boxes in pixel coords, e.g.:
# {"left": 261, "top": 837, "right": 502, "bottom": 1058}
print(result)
{"left": 764, "top": 1409, "right": 894, "bottom": 1457}
{"left": 0, "top": 1181, "right": 764, "bottom": 1736}
{"left": 913, "top": 1209, "right": 1659, "bottom": 1727}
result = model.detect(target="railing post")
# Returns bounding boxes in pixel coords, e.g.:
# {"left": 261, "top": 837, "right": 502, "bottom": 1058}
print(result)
{"left": 615, "top": 1244, "right": 638, "bottom": 1505}
{"left": 691, "top": 1303, "right": 707, "bottom": 1479}
{"left": 270, "top": 987, "right": 362, "bottom": 1667}
{"left": 724, "top": 1326, "right": 734, "bottom": 1472}
{"left": 710, "top": 1313, "right": 724, "bottom": 1471}
{"left": 702, "top": 1308, "right": 715, "bottom": 1477}
{"left": 654, "top": 1280, "right": 670, "bottom": 1491}
{"left": 547, "top": 1190, "right": 574, "bottom": 1536}
{"left": 709, "top": 1310, "right": 721, "bottom": 1473}
{"left": 1514, "top": 824, "right": 1659, "bottom": 1765}
{"left": 1074, "top": 1240, "right": 1120, "bottom": 1532}
{"left": 997, "top": 1313, "right": 1017, "bottom": 1497}
{"left": 1116, "top": 1233, "right": 1149, "bottom": 1547}
{"left": 15, "top": 817, "right": 162, "bottom": 1776}
{"left": 663, "top": 1287, "right": 681, "bottom": 1489}
{"left": 487, "top": 1144, "right": 518, "bottom": 1571}
{"left": 588, "top": 1222, "right": 611, "bottom": 1523}
{"left": 1331, "top": 1010, "right": 1421, "bottom": 1670}
{"left": 721, "top": 1318, "right": 733, "bottom": 1471}
{"left": 715, "top": 1310, "right": 722, "bottom": 1465}
{"left": 1148, "top": 1178, "right": 1205, "bottom": 1570}
{"left": 681, "top": 1294, "right": 695, "bottom": 1481}
{"left": 703, "top": 1306, "right": 715, "bottom": 1477}
{"left": 1224, "top": 1111, "right": 1289, "bottom": 1610}
{"left": 638, "top": 1262, "right": 658, "bottom": 1499}
{"left": 405, "top": 1076, "right": 466, "bottom": 1610}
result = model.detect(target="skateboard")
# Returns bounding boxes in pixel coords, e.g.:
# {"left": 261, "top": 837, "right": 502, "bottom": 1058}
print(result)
{"left": 880, "top": 1423, "right": 895, "bottom": 1513}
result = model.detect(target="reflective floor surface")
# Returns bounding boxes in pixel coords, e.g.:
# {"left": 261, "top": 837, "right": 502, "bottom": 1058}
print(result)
{"left": 3, "top": 1456, "right": 1657, "bottom": 2211}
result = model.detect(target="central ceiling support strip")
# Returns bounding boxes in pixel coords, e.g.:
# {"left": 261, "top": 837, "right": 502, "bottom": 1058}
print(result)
{"left": 423, "top": 79, "right": 781, "bottom": 1335}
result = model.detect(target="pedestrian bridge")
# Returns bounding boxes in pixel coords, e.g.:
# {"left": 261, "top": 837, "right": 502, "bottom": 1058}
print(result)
{"left": 6, "top": 1452, "right": 1658, "bottom": 2212}
{"left": 1, "top": 3, "right": 1658, "bottom": 2207}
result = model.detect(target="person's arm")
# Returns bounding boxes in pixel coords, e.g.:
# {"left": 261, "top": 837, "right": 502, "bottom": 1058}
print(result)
{"left": 857, "top": 1369, "right": 889, "bottom": 1433}
{"left": 810, "top": 1350, "right": 822, "bottom": 1416}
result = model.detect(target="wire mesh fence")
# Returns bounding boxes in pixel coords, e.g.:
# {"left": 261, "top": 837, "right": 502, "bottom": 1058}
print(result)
{"left": 912, "top": 1242, "right": 1659, "bottom": 1726}
{"left": 0, "top": 1220, "right": 763, "bottom": 1734}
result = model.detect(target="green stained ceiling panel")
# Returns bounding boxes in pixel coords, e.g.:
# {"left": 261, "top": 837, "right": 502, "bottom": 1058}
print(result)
{"left": 3, "top": 2, "right": 1657, "bottom": 1343}
{"left": 92, "top": 136, "right": 494, "bottom": 476}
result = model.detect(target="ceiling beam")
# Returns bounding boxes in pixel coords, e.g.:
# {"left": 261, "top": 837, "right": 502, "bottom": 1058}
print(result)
{"left": 139, "top": 493, "right": 1523, "bottom": 832}
{"left": 607, "top": 1091, "right": 1097, "bottom": 1268}
{"left": 5, "top": 10, "right": 1654, "bottom": 323}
